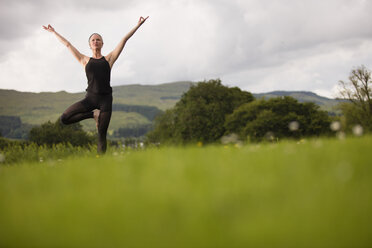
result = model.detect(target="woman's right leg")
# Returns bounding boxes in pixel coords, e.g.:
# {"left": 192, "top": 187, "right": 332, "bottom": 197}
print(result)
{"left": 60, "top": 99, "right": 94, "bottom": 125}
{"left": 96, "top": 94, "right": 113, "bottom": 154}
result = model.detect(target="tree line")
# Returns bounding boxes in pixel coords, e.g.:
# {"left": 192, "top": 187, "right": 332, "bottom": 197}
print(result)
{"left": 147, "top": 79, "right": 332, "bottom": 144}
{"left": 0, "top": 116, "right": 32, "bottom": 139}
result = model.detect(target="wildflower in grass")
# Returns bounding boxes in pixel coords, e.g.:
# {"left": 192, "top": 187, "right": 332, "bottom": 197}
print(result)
{"left": 265, "top": 131, "right": 275, "bottom": 142}
{"left": 234, "top": 143, "right": 242, "bottom": 148}
{"left": 297, "top": 139, "right": 306, "bottom": 144}
{"left": 335, "top": 162, "right": 353, "bottom": 183}
{"left": 221, "top": 133, "right": 239, "bottom": 145}
{"left": 337, "top": 131, "right": 346, "bottom": 140}
{"left": 330, "top": 121, "right": 341, "bottom": 131}
{"left": 352, "top": 125, "right": 363, "bottom": 136}
{"left": 288, "top": 121, "right": 299, "bottom": 131}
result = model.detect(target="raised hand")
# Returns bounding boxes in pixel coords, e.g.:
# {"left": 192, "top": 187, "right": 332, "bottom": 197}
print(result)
{"left": 42, "top": 24, "right": 55, "bottom": 33}
{"left": 138, "top": 16, "right": 149, "bottom": 26}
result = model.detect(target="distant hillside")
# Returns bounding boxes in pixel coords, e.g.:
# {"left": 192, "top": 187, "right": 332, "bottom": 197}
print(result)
{"left": 0, "top": 81, "right": 345, "bottom": 139}
{"left": 253, "top": 91, "right": 344, "bottom": 113}
{"left": 0, "top": 81, "right": 193, "bottom": 136}
{"left": 112, "top": 81, "right": 192, "bottom": 110}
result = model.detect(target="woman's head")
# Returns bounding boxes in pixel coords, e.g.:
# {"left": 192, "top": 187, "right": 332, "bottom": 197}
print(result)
{"left": 89, "top": 33, "right": 103, "bottom": 49}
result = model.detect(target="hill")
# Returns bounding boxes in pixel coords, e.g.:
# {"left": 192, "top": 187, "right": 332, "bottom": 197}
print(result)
{"left": 0, "top": 81, "right": 344, "bottom": 138}
{"left": 253, "top": 91, "right": 344, "bottom": 113}
{"left": 0, "top": 81, "right": 192, "bottom": 137}
{"left": 112, "top": 81, "right": 193, "bottom": 110}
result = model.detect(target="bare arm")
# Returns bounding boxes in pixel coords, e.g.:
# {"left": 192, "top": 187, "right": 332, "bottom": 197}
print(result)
{"left": 43, "top": 24, "right": 89, "bottom": 66}
{"left": 106, "top": 16, "right": 149, "bottom": 68}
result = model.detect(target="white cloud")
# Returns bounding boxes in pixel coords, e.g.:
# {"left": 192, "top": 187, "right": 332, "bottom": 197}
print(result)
{"left": 1, "top": 0, "right": 372, "bottom": 98}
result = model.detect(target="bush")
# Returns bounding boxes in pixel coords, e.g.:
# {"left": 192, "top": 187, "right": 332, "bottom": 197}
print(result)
{"left": 29, "top": 120, "right": 94, "bottom": 147}
{"left": 225, "top": 97, "right": 332, "bottom": 141}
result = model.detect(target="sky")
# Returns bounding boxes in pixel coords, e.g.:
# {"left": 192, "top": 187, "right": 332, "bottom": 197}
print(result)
{"left": 1, "top": 0, "right": 372, "bottom": 98}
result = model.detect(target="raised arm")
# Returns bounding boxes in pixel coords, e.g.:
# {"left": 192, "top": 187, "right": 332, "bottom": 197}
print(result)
{"left": 106, "top": 16, "right": 149, "bottom": 68}
{"left": 43, "top": 24, "right": 89, "bottom": 67}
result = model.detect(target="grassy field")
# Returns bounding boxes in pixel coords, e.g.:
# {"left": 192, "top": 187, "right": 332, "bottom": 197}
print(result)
{"left": 0, "top": 136, "right": 371, "bottom": 247}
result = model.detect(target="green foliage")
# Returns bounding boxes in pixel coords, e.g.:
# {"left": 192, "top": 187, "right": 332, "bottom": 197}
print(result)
{"left": 147, "top": 109, "right": 178, "bottom": 144}
{"left": 0, "top": 141, "right": 96, "bottom": 164}
{"left": 0, "top": 137, "right": 29, "bottom": 151}
{"left": 148, "top": 79, "right": 254, "bottom": 144}
{"left": 149, "top": 81, "right": 334, "bottom": 144}
{"left": 225, "top": 96, "right": 332, "bottom": 141}
{"left": 29, "top": 120, "right": 94, "bottom": 147}
{"left": 0, "top": 136, "right": 371, "bottom": 247}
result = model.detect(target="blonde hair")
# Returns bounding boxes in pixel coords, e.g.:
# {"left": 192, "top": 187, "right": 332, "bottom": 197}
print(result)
{"left": 88, "top": 33, "right": 103, "bottom": 43}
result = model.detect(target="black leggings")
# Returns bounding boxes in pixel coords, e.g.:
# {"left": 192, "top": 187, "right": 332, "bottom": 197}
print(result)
{"left": 60, "top": 92, "right": 112, "bottom": 154}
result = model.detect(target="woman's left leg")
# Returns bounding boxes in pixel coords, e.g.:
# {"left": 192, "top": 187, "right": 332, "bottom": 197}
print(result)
{"left": 97, "top": 111, "right": 112, "bottom": 154}
{"left": 60, "top": 98, "right": 94, "bottom": 125}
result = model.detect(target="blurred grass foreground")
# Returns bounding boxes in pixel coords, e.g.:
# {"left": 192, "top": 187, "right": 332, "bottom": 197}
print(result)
{"left": 1, "top": 136, "right": 372, "bottom": 247}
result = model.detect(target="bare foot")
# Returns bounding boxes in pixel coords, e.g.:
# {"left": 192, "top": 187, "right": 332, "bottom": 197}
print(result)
{"left": 93, "top": 109, "right": 100, "bottom": 130}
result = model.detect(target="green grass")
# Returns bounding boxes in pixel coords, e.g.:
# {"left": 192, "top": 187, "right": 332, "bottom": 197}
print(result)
{"left": 1, "top": 136, "right": 372, "bottom": 247}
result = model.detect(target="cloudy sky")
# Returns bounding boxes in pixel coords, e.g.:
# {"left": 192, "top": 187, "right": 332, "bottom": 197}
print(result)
{"left": 1, "top": 0, "right": 372, "bottom": 98}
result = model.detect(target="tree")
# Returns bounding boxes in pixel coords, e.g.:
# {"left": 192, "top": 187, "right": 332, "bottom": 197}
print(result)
{"left": 147, "top": 108, "right": 179, "bottom": 144}
{"left": 338, "top": 65, "right": 372, "bottom": 131}
{"left": 225, "top": 96, "right": 331, "bottom": 142}
{"left": 147, "top": 79, "right": 254, "bottom": 144}
{"left": 29, "top": 120, "right": 94, "bottom": 147}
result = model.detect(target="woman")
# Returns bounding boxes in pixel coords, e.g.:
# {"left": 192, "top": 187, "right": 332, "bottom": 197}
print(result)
{"left": 43, "top": 16, "right": 149, "bottom": 154}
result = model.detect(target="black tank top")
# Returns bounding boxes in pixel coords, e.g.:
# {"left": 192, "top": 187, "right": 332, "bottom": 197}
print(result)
{"left": 85, "top": 57, "right": 112, "bottom": 94}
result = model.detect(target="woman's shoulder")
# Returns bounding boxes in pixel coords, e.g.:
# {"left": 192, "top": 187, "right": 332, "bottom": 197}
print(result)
{"left": 104, "top": 54, "right": 114, "bottom": 68}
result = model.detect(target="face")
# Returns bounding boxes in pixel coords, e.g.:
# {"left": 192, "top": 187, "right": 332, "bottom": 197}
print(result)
{"left": 89, "top": 34, "right": 103, "bottom": 49}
